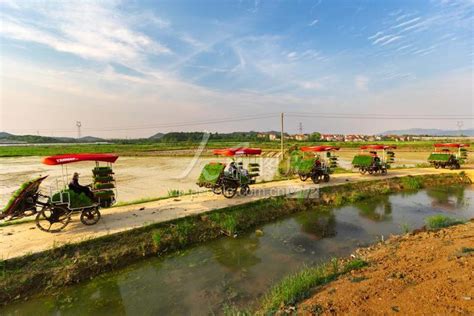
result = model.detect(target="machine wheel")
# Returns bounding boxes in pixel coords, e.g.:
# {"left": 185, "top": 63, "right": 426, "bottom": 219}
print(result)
{"left": 240, "top": 185, "right": 251, "bottom": 196}
{"left": 222, "top": 185, "right": 237, "bottom": 199}
{"left": 299, "top": 174, "right": 308, "bottom": 181}
{"left": 368, "top": 169, "right": 374, "bottom": 175}
{"left": 381, "top": 168, "right": 387, "bottom": 175}
{"left": 212, "top": 186, "right": 222, "bottom": 195}
{"left": 455, "top": 163, "right": 461, "bottom": 170}
{"left": 323, "top": 174, "right": 330, "bottom": 182}
{"left": 80, "top": 207, "right": 101, "bottom": 225}
{"left": 311, "top": 174, "right": 321, "bottom": 184}
{"left": 35, "top": 205, "right": 71, "bottom": 233}
{"left": 434, "top": 163, "right": 440, "bottom": 169}
{"left": 359, "top": 168, "right": 366, "bottom": 175}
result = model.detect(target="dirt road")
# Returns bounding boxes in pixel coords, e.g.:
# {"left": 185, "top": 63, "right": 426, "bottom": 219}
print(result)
{"left": 300, "top": 221, "right": 474, "bottom": 315}
{"left": 0, "top": 168, "right": 471, "bottom": 260}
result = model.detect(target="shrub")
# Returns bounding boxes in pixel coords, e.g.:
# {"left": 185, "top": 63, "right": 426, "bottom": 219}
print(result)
{"left": 425, "top": 215, "right": 465, "bottom": 230}
{"left": 400, "top": 176, "right": 422, "bottom": 190}
{"left": 260, "top": 258, "right": 367, "bottom": 313}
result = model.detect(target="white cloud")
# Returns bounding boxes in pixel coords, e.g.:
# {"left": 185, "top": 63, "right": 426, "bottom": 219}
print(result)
{"left": 0, "top": 1, "right": 171, "bottom": 65}
{"left": 368, "top": 31, "right": 383, "bottom": 40}
{"left": 392, "top": 17, "right": 421, "bottom": 28}
{"left": 308, "top": 19, "right": 319, "bottom": 26}
{"left": 355, "top": 75, "right": 369, "bottom": 91}
{"left": 380, "top": 36, "right": 402, "bottom": 46}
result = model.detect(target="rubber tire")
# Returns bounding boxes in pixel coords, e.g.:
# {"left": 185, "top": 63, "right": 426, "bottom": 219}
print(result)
{"left": 434, "top": 163, "right": 440, "bottom": 169}
{"left": 323, "top": 174, "right": 330, "bottom": 182}
{"left": 311, "top": 174, "right": 321, "bottom": 184}
{"left": 222, "top": 185, "right": 237, "bottom": 199}
{"left": 359, "top": 168, "right": 366, "bottom": 175}
{"left": 299, "top": 174, "right": 308, "bottom": 182}
{"left": 240, "top": 185, "right": 251, "bottom": 196}
{"left": 381, "top": 169, "right": 387, "bottom": 175}
{"left": 35, "top": 205, "right": 71, "bottom": 233}
{"left": 80, "top": 207, "right": 101, "bottom": 225}
{"left": 212, "top": 186, "right": 222, "bottom": 195}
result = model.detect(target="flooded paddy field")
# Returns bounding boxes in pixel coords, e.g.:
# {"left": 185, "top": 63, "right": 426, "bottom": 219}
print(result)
{"left": 0, "top": 150, "right": 452, "bottom": 206}
{"left": 0, "top": 156, "right": 280, "bottom": 206}
{"left": 2, "top": 185, "right": 472, "bottom": 314}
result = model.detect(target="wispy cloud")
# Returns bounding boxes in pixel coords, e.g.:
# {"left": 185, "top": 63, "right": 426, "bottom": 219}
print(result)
{"left": 308, "top": 19, "right": 319, "bottom": 26}
{"left": 392, "top": 17, "right": 421, "bottom": 28}
{"left": 0, "top": 2, "right": 171, "bottom": 65}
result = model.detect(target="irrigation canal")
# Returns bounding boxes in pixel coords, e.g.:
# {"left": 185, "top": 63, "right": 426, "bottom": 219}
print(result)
{"left": 1, "top": 185, "right": 473, "bottom": 314}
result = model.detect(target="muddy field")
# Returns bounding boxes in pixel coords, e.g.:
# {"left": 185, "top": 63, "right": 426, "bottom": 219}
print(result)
{"left": 0, "top": 156, "right": 279, "bottom": 206}
{"left": 301, "top": 220, "right": 474, "bottom": 315}
{"left": 1, "top": 149, "right": 469, "bottom": 206}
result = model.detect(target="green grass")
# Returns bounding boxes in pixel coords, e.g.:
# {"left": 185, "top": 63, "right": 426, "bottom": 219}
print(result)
{"left": 400, "top": 223, "right": 411, "bottom": 234}
{"left": 425, "top": 215, "right": 465, "bottom": 230}
{"left": 461, "top": 247, "right": 474, "bottom": 253}
{"left": 0, "top": 140, "right": 468, "bottom": 157}
{"left": 400, "top": 176, "right": 423, "bottom": 190}
{"left": 259, "top": 258, "right": 368, "bottom": 313}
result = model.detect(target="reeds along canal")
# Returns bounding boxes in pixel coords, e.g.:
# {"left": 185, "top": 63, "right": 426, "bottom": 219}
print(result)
{"left": 2, "top": 184, "right": 473, "bottom": 315}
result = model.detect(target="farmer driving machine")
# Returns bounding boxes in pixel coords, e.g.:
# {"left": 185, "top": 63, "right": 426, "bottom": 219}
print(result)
{"left": 352, "top": 145, "right": 396, "bottom": 175}
{"left": 0, "top": 153, "right": 119, "bottom": 232}
{"left": 197, "top": 148, "right": 261, "bottom": 198}
{"left": 428, "top": 143, "right": 469, "bottom": 169}
{"left": 290, "top": 146, "right": 340, "bottom": 184}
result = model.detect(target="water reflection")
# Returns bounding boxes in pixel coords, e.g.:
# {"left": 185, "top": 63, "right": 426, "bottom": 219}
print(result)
{"left": 207, "top": 236, "right": 261, "bottom": 271}
{"left": 426, "top": 186, "right": 467, "bottom": 211}
{"left": 295, "top": 211, "right": 337, "bottom": 239}
{"left": 354, "top": 195, "right": 392, "bottom": 222}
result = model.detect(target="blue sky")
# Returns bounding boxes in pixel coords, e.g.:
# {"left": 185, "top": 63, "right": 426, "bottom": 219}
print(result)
{"left": 0, "top": 0, "right": 473, "bottom": 137}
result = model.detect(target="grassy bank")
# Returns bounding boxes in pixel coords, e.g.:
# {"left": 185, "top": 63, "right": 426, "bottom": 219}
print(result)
{"left": 0, "top": 173, "right": 470, "bottom": 305}
{"left": 254, "top": 216, "right": 471, "bottom": 314}
{"left": 0, "top": 140, "right": 465, "bottom": 157}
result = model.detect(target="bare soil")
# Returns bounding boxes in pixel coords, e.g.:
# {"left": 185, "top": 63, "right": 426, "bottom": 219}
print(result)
{"left": 301, "top": 221, "right": 474, "bottom": 315}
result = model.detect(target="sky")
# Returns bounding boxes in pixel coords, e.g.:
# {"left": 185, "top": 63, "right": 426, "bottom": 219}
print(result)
{"left": 0, "top": 0, "right": 473, "bottom": 138}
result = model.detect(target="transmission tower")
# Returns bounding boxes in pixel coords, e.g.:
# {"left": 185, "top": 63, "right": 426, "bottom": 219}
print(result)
{"left": 76, "top": 121, "right": 82, "bottom": 138}
{"left": 298, "top": 122, "right": 303, "bottom": 134}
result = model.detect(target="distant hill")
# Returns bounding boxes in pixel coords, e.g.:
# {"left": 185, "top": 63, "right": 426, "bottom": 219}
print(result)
{"left": 380, "top": 129, "right": 474, "bottom": 136}
{"left": 0, "top": 133, "right": 106, "bottom": 144}
{"left": 0, "top": 132, "right": 13, "bottom": 138}
{"left": 149, "top": 132, "right": 165, "bottom": 140}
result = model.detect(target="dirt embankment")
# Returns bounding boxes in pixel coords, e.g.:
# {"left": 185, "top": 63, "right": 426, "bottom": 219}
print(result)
{"left": 301, "top": 221, "right": 474, "bottom": 315}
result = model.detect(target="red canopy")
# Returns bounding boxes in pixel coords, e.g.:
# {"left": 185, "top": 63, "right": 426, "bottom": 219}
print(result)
{"left": 301, "top": 146, "right": 340, "bottom": 152}
{"left": 360, "top": 145, "right": 396, "bottom": 150}
{"left": 42, "top": 153, "right": 119, "bottom": 165}
{"left": 434, "top": 143, "right": 470, "bottom": 148}
{"left": 213, "top": 147, "right": 262, "bottom": 156}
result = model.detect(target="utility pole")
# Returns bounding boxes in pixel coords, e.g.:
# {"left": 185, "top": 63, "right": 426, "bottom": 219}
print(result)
{"left": 76, "top": 121, "right": 82, "bottom": 139}
{"left": 280, "top": 112, "right": 284, "bottom": 156}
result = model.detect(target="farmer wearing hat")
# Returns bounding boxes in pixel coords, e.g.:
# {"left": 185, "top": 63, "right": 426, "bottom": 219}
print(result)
{"left": 69, "top": 172, "right": 94, "bottom": 199}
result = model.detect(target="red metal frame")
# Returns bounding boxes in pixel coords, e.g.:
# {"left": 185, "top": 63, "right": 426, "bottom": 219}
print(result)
{"left": 42, "top": 153, "right": 119, "bottom": 165}
{"left": 301, "top": 146, "right": 340, "bottom": 152}
{"left": 212, "top": 147, "right": 262, "bottom": 157}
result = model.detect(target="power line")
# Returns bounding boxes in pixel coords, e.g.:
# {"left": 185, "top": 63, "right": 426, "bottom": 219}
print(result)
{"left": 5, "top": 113, "right": 280, "bottom": 133}
{"left": 4, "top": 111, "right": 473, "bottom": 134}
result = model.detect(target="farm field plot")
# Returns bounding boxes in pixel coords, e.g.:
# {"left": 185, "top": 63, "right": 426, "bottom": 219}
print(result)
{"left": 0, "top": 156, "right": 279, "bottom": 207}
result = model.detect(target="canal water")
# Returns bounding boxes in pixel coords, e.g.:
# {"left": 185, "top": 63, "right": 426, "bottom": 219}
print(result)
{"left": 2, "top": 186, "right": 473, "bottom": 315}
